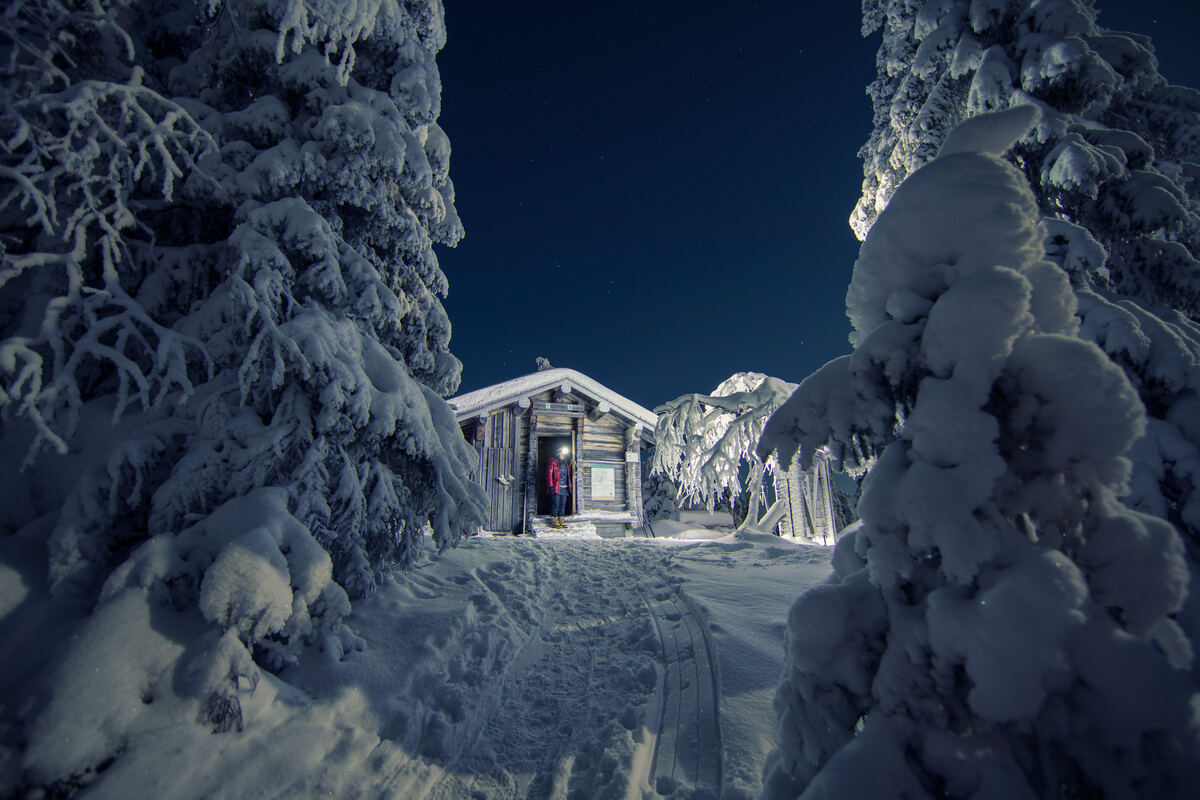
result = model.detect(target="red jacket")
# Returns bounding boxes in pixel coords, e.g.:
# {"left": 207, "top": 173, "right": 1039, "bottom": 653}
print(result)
{"left": 547, "top": 457, "right": 572, "bottom": 493}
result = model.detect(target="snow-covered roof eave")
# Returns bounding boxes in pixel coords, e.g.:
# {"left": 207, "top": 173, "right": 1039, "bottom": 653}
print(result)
{"left": 448, "top": 368, "right": 658, "bottom": 435}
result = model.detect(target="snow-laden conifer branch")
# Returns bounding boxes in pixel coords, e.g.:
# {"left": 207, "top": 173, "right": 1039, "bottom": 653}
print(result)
{"left": 653, "top": 373, "right": 795, "bottom": 518}
{"left": 2, "top": 3, "right": 217, "bottom": 461}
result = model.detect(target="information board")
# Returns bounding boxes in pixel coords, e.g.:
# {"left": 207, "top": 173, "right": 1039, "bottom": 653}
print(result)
{"left": 590, "top": 465, "right": 616, "bottom": 501}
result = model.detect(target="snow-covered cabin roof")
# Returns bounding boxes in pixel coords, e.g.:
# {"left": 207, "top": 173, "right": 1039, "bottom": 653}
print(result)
{"left": 449, "top": 368, "right": 657, "bottom": 433}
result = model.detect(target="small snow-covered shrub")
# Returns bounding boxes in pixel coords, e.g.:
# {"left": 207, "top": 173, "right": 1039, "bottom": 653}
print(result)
{"left": 761, "top": 106, "right": 1198, "bottom": 799}
{"left": 1, "top": 0, "right": 484, "bottom": 789}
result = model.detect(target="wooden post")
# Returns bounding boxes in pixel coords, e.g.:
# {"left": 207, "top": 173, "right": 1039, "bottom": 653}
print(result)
{"left": 624, "top": 423, "right": 642, "bottom": 451}
{"left": 625, "top": 423, "right": 643, "bottom": 531}
{"left": 472, "top": 414, "right": 487, "bottom": 485}
{"left": 588, "top": 401, "right": 611, "bottom": 421}
{"left": 511, "top": 405, "right": 522, "bottom": 533}
{"left": 573, "top": 416, "right": 584, "bottom": 514}
{"left": 524, "top": 413, "right": 539, "bottom": 534}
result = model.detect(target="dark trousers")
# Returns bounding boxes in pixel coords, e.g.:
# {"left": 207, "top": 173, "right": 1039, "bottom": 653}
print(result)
{"left": 551, "top": 492, "right": 570, "bottom": 516}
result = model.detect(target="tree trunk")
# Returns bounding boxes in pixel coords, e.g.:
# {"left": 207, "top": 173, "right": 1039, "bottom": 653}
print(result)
{"left": 736, "top": 466, "right": 764, "bottom": 533}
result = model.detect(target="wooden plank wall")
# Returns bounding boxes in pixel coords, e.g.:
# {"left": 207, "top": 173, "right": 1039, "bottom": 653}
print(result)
{"left": 535, "top": 416, "right": 576, "bottom": 436}
{"left": 578, "top": 461, "right": 627, "bottom": 512}
{"left": 464, "top": 409, "right": 522, "bottom": 533}
{"left": 478, "top": 445, "right": 514, "bottom": 530}
{"left": 579, "top": 414, "right": 626, "bottom": 514}
{"left": 625, "top": 456, "right": 643, "bottom": 529}
{"left": 581, "top": 416, "right": 625, "bottom": 461}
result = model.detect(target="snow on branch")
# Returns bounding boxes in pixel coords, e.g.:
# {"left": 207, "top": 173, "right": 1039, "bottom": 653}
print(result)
{"left": 1, "top": 1, "right": 216, "bottom": 461}
{"left": 267, "top": 0, "right": 447, "bottom": 85}
{"left": 652, "top": 372, "right": 796, "bottom": 512}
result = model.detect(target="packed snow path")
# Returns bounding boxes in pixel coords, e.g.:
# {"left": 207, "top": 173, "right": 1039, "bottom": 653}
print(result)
{"left": 417, "top": 538, "right": 724, "bottom": 799}
{"left": 6, "top": 529, "right": 832, "bottom": 798}
{"left": 334, "top": 532, "right": 835, "bottom": 800}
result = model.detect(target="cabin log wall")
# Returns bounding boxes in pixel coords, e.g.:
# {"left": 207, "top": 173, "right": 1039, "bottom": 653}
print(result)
{"left": 581, "top": 416, "right": 626, "bottom": 462}
{"left": 578, "top": 462, "right": 627, "bottom": 513}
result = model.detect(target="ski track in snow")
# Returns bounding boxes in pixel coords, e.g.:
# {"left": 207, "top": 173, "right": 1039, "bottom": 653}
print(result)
{"left": 646, "top": 586, "right": 722, "bottom": 796}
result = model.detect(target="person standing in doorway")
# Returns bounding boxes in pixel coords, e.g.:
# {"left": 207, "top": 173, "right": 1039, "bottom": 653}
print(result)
{"left": 547, "top": 445, "right": 574, "bottom": 528}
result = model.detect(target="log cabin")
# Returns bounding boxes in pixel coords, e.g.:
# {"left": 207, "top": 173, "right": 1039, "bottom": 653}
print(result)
{"left": 448, "top": 368, "right": 657, "bottom": 537}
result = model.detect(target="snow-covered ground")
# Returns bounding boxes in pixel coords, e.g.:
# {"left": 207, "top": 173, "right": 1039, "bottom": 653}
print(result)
{"left": 1, "top": 515, "right": 831, "bottom": 798}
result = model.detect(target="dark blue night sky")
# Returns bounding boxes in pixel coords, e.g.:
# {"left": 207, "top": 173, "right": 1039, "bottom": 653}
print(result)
{"left": 436, "top": 1, "right": 1200, "bottom": 411}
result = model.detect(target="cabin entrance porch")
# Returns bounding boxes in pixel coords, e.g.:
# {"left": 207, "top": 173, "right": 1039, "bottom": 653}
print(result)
{"left": 535, "top": 435, "right": 574, "bottom": 516}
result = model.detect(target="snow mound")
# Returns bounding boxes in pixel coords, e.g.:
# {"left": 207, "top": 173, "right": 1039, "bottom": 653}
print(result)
{"left": 937, "top": 104, "right": 1040, "bottom": 157}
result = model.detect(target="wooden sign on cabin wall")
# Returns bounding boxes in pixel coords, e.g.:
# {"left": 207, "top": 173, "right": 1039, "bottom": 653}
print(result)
{"left": 590, "top": 465, "right": 616, "bottom": 501}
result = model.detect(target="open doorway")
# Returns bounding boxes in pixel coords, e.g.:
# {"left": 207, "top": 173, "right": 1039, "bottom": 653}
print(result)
{"left": 536, "top": 435, "right": 573, "bottom": 516}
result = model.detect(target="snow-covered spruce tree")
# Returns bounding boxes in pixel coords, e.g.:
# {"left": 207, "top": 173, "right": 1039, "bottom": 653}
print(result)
{"left": 652, "top": 372, "right": 796, "bottom": 533}
{"left": 641, "top": 466, "right": 680, "bottom": 524}
{"left": 832, "top": 482, "right": 859, "bottom": 531}
{"left": 1, "top": 0, "right": 484, "bottom": 785}
{"left": 852, "top": 0, "right": 1200, "bottom": 565}
{"left": 760, "top": 106, "right": 1197, "bottom": 798}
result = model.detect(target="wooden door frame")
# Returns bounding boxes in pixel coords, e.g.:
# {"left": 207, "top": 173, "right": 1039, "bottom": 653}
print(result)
{"left": 530, "top": 428, "right": 578, "bottom": 518}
